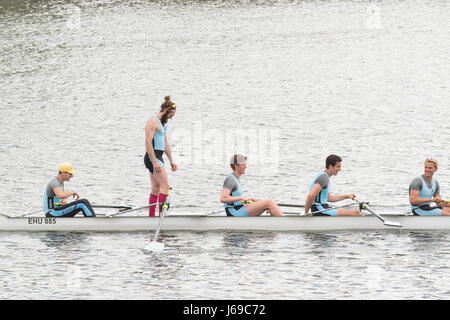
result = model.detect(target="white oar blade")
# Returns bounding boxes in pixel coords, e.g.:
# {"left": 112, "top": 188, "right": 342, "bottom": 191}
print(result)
{"left": 144, "top": 241, "right": 165, "bottom": 252}
{"left": 384, "top": 221, "right": 402, "bottom": 228}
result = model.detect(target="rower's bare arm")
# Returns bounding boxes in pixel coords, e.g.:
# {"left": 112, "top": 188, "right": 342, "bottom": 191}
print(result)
{"left": 145, "top": 119, "right": 158, "bottom": 161}
{"left": 328, "top": 194, "right": 355, "bottom": 202}
{"left": 220, "top": 188, "right": 245, "bottom": 204}
{"left": 410, "top": 189, "right": 436, "bottom": 205}
{"left": 53, "top": 187, "right": 79, "bottom": 201}
{"left": 304, "top": 184, "right": 322, "bottom": 214}
{"left": 164, "top": 134, "right": 177, "bottom": 171}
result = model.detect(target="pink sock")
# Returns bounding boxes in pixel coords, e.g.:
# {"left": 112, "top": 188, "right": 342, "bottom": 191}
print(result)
{"left": 158, "top": 193, "right": 168, "bottom": 216}
{"left": 149, "top": 194, "right": 158, "bottom": 217}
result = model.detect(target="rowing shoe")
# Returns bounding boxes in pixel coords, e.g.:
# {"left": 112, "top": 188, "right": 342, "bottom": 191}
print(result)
{"left": 353, "top": 197, "right": 402, "bottom": 228}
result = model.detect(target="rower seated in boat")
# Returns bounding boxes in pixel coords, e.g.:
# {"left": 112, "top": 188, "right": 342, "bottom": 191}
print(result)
{"left": 220, "top": 154, "right": 284, "bottom": 217}
{"left": 304, "top": 154, "right": 360, "bottom": 216}
{"left": 43, "top": 163, "right": 96, "bottom": 217}
{"left": 409, "top": 158, "right": 450, "bottom": 216}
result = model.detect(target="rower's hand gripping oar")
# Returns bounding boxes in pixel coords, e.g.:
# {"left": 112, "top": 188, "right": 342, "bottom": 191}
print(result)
{"left": 144, "top": 188, "right": 172, "bottom": 252}
{"left": 353, "top": 197, "right": 402, "bottom": 228}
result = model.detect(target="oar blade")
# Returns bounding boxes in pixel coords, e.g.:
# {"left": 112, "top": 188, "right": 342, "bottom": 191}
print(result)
{"left": 144, "top": 241, "right": 165, "bottom": 252}
{"left": 384, "top": 220, "right": 402, "bottom": 228}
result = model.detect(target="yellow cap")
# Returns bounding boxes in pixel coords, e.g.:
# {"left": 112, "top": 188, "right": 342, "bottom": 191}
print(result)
{"left": 58, "top": 162, "right": 77, "bottom": 174}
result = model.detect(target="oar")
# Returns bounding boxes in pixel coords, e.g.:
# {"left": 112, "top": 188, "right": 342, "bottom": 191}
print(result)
{"left": 105, "top": 204, "right": 158, "bottom": 217}
{"left": 309, "top": 202, "right": 357, "bottom": 215}
{"left": 279, "top": 202, "right": 356, "bottom": 215}
{"left": 353, "top": 197, "right": 402, "bottom": 228}
{"left": 92, "top": 204, "right": 133, "bottom": 210}
{"left": 279, "top": 202, "right": 406, "bottom": 208}
{"left": 278, "top": 203, "right": 305, "bottom": 208}
{"left": 22, "top": 209, "right": 44, "bottom": 217}
{"left": 144, "top": 188, "right": 172, "bottom": 252}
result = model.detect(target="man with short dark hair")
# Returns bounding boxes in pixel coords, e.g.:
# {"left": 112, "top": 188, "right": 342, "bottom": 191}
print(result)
{"left": 43, "top": 163, "right": 96, "bottom": 217}
{"left": 220, "top": 154, "right": 284, "bottom": 216}
{"left": 304, "top": 155, "right": 360, "bottom": 216}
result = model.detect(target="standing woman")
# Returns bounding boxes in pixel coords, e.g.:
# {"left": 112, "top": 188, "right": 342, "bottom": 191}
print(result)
{"left": 144, "top": 96, "right": 178, "bottom": 216}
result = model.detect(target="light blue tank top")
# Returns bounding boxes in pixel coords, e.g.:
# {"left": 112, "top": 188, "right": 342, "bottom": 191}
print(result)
{"left": 152, "top": 116, "right": 166, "bottom": 151}
{"left": 411, "top": 176, "right": 437, "bottom": 210}
{"left": 309, "top": 171, "right": 329, "bottom": 205}
{"left": 224, "top": 174, "right": 244, "bottom": 208}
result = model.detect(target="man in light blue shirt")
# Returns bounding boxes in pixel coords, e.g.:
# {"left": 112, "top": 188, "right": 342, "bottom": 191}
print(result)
{"left": 409, "top": 158, "right": 450, "bottom": 216}
{"left": 304, "top": 155, "right": 360, "bottom": 216}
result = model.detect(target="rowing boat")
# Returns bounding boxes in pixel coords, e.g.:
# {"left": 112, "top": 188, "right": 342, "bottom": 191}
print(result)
{"left": 1, "top": 213, "right": 449, "bottom": 232}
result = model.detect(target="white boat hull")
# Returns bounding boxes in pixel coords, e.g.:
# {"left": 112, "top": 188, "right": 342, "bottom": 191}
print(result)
{"left": 1, "top": 214, "right": 450, "bottom": 232}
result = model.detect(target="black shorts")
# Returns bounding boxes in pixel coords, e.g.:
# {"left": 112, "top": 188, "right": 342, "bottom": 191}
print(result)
{"left": 144, "top": 150, "right": 165, "bottom": 174}
{"left": 412, "top": 204, "right": 443, "bottom": 216}
{"left": 311, "top": 203, "right": 336, "bottom": 216}
{"left": 225, "top": 205, "right": 248, "bottom": 216}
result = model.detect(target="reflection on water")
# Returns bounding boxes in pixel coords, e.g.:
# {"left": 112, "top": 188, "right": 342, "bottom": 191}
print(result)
{"left": 303, "top": 232, "right": 338, "bottom": 248}
{"left": 40, "top": 232, "right": 89, "bottom": 249}
{"left": 223, "top": 232, "right": 251, "bottom": 248}
{"left": 222, "top": 231, "right": 277, "bottom": 249}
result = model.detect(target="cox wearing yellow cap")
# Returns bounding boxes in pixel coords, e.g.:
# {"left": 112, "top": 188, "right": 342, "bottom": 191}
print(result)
{"left": 43, "top": 163, "right": 96, "bottom": 217}
{"left": 58, "top": 162, "right": 77, "bottom": 174}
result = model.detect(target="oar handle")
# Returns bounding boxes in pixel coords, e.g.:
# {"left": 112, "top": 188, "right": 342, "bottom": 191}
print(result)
{"left": 352, "top": 197, "right": 369, "bottom": 210}
{"left": 92, "top": 204, "right": 133, "bottom": 210}
{"left": 278, "top": 203, "right": 305, "bottom": 208}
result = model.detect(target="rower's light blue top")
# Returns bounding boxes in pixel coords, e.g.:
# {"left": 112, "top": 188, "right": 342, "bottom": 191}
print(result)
{"left": 152, "top": 116, "right": 166, "bottom": 151}
{"left": 411, "top": 175, "right": 437, "bottom": 210}
{"left": 309, "top": 171, "right": 330, "bottom": 205}
{"left": 224, "top": 174, "right": 244, "bottom": 208}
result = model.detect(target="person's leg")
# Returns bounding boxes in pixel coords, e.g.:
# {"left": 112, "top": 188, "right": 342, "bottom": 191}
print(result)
{"left": 245, "top": 199, "right": 284, "bottom": 216}
{"left": 149, "top": 172, "right": 160, "bottom": 217}
{"left": 145, "top": 153, "right": 163, "bottom": 216}
{"left": 47, "top": 200, "right": 95, "bottom": 217}
{"left": 74, "top": 199, "right": 96, "bottom": 217}
{"left": 442, "top": 207, "right": 450, "bottom": 216}
{"left": 151, "top": 167, "right": 170, "bottom": 216}
{"left": 337, "top": 208, "right": 360, "bottom": 216}
{"left": 311, "top": 204, "right": 331, "bottom": 216}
